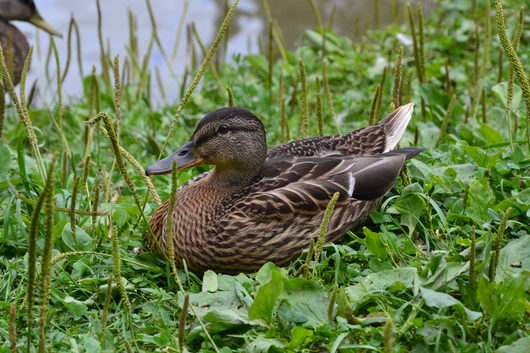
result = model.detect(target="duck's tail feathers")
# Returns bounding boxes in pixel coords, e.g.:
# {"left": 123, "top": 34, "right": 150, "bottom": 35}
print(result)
{"left": 349, "top": 147, "right": 424, "bottom": 200}
{"left": 379, "top": 103, "right": 414, "bottom": 152}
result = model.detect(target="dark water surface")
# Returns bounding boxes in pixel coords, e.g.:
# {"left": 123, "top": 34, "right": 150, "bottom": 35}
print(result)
{"left": 14, "top": 0, "right": 433, "bottom": 102}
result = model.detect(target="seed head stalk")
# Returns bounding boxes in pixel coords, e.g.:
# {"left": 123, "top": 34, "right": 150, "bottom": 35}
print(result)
{"left": 160, "top": 0, "right": 240, "bottom": 158}
{"left": 495, "top": 0, "right": 530, "bottom": 150}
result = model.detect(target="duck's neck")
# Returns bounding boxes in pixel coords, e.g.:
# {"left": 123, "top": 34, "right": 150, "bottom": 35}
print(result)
{"left": 204, "top": 139, "right": 267, "bottom": 188}
{"left": 208, "top": 163, "right": 262, "bottom": 188}
{"left": 207, "top": 147, "right": 265, "bottom": 188}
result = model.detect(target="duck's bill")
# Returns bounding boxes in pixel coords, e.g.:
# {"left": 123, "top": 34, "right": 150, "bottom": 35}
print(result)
{"left": 29, "top": 11, "right": 62, "bottom": 37}
{"left": 145, "top": 141, "right": 205, "bottom": 175}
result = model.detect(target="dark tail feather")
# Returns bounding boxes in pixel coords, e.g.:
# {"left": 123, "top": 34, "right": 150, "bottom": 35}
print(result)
{"left": 350, "top": 147, "right": 424, "bottom": 200}
{"left": 376, "top": 147, "right": 425, "bottom": 160}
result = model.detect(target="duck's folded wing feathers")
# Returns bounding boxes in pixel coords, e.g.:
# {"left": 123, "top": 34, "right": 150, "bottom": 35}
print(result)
{"left": 235, "top": 149, "right": 420, "bottom": 220}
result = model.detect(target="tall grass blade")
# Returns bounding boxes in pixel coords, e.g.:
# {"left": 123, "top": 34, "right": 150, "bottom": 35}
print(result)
{"left": 327, "top": 285, "right": 338, "bottom": 321}
{"left": 0, "top": 46, "right": 45, "bottom": 181}
{"left": 298, "top": 59, "right": 309, "bottom": 138}
{"left": 279, "top": 71, "right": 290, "bottom": 141}
{"left": 72, "top": 16, "right": 84, "bottom": 81}
{"left": 227, "top": 85, "right": 234, "bottom": 107}
{"left": 25, "top": 158, "right": 51, "bottom": 345}
{"left": 113, "top": 56, "right": 122, "bottom": 140}
{"left": 436, "top": 94, "right": 456, "bottom": 145}
{"left": 322, "top": 60, "right": 339, "bottom": 133}
{"left": 0, "top": 81, "right": 4, "bottom": 138}
{"left": 489, "top": 207, "right": 511, "bottom": 281}
{"left": 96, "top": 0, "right": 109, "bottom": 84}
{"left": 191, "top": 22, "right": 224, "bottom": 93}
{"left": 392, "top": 46, "right": 404, "bottom": 108}
{"left": 495, "top": 0, "right": 530, "bottom": 149}
{"left": 37, "top": 156, "right": 57, "bottom": 353}
{"left": 100, "top": 275, "right": 113, "bottom": 336}
{"left": 314, "top": 192, "right": 340, "bottom": 265}
{"left": 369, "top": 84, "right": 382, "bottom": 125}
{"left": 171, "top": 0, "right": 189, "bottom": 62}
{"left": 316, "top": 77, "right": 324, "bottom": 136}
{"left": 145, "top": 0, "right": 175, "bottom": 77}
{"left": 160, "top": 0, "right": 240, "bottom": 157}
{"left": 61, "top": 15, "right": 74, "bottom": 82}
{"left": 108, "top": 216, "right": 132, "bottom": 313}
{"left": 384, "top": 315, "right": 393, "bottom": 353}
{"left": 19, "top": 46, "right": 32, "bottom": 115}
{"left": 9, "top": 303, "right": 16, "bottom": 352}
{"left": 178, "top": 294, "right": 190, "bottom": 352}
{"left": 468, "top": 229, "right": 477, "bottom": 295}
{"left": 69, "top": 175, "right": 80, "bottom": 237}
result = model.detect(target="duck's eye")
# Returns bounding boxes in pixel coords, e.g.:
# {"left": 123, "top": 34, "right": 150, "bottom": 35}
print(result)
{"left": 218, "top": 125, "right": 230, "bottom": 135}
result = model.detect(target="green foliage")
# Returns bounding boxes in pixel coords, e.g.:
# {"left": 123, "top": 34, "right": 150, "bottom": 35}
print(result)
{"left": 1, "top": 0, "right": 530, "bottom": 352}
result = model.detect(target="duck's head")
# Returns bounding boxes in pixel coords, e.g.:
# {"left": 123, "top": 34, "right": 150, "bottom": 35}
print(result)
{"left": 146, "top": 107, "right": 267, "bottom": 187}
{"left": 0, "top": 0, "right": 62, "bottom": 37}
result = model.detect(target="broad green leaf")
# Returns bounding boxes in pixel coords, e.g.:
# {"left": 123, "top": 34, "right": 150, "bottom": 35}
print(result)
{"left": 392, "top": 185, "right": 426, "bottom": 234}
{"left": 248, "top": 269, "right": 284, "bottom": 322}
{"left": 346, "top": 267, "right": 419, "bottom": 306}
{"left": 478, "top": 272, "right": 530, "bottom": 321}
{"left": 304, "top": 30, "right": 345, "bottom": 55}
{"left": 288, "top": 327, "right": 313, "bottom": 348}
{"left": 477, "top": 123, "right": 504, "bottom": 144}
{"left": 419, "top": 287, "right": 481, "bottom": 321}
{"left": 513, "top": 188, "right": 530, "bottom": 213}
{"left": 185, "top": 278, "right": 252, "bottom": 332}
{"left": 416, "top": 121, "right": 440, "bottom": 148}
{"left": 63, "top": 295, "right": 89, "bottom": 316}
{"left": 423, "top": 256, "right": 469, "bottom": 290}
{"left": 496, "top": 337, "right": 530, "bottom": 353}
{"left": 496, "top": 235, "right": 530, "bottom": 281}
{"left": 419, "top": 83, "right": 451, "bottom": 108}
{"left": 363, "top": 227, "right": 386, "bottom": 259}
{"left": 277, "top": 278, "right": 328, "bottom": 327}
{"left": 442, "top": 163, "right": 476, "bottom": 183}
{"left": 78, "top": 335, "right": 101, "bottom": 353}
{"left": 151, "top": 330, "right": 173, "bottom": 347}
{"left": 492, "top": 82, "right": 522, "bottom": 110}
{"left": 463, "top": 145, "right": 487, "bottom": 168}
{"left": 244, "top": 55, "right": 268, "bottom": 74}
{"left": 467, "top": 177, "right": 495, "bottom": 223}
{"left": 202, "top": 270, "right": 218, "bottom": 292}
{"left": 255, "top": 262, "right": 281, "bottom": 285}
{"left": 416, "top": 318, "right": 459, "bottom": 345}
{"left": 408, "top": 158, "right": 440, "bottom": 180}
{"left": 476, "top": 277, "right": 497, "bottom": 313}
{"left": 246, "top": 335, "right": 285, "bottom": 353}
{"left": 203, "top": 307, "right": 252, "bottom": 329}
{"left": 62, "top": 224, "right": 94, "bottom": 251}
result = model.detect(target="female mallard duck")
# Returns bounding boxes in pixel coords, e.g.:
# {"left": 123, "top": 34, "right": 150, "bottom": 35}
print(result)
{"left": 0, "top": 0, "right": 61, "bottom": 85}
{"left": 145, "top": 103, "right": 423, "bottom": 274}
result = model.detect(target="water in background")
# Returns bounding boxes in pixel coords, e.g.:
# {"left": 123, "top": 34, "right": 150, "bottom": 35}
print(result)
{"left": 13, "top": 0, "right": 433, "bottom": 103}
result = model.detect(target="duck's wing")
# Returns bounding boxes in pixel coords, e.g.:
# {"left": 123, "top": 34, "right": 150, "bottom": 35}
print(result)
{"left": 267, "top": 103, "right": 414, "bottom": 158}
{"left": 234, "top": 147, "right": 423, "bottom": 220}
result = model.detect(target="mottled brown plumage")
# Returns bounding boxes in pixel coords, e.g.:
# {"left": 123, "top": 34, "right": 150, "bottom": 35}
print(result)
{"left": 145, "top": 104, "right": 423, "bottom": 274}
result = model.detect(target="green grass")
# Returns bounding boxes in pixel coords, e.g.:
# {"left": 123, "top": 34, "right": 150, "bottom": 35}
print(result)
{"left": 1, "top": 0, "right": 530, "bottom": 352}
